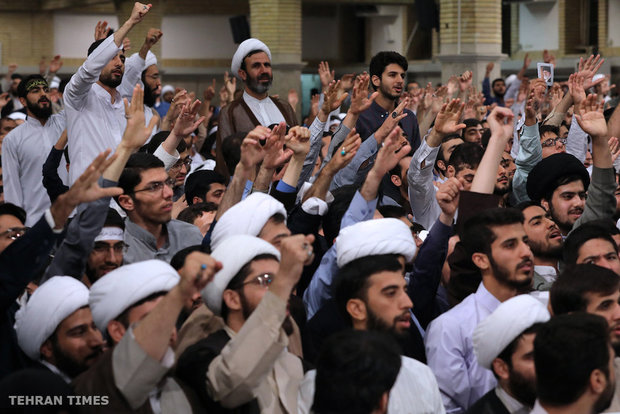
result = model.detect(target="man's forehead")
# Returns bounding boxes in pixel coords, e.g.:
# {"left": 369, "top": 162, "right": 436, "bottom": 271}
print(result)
{"left": 245, "top": 51, "right": 270, "bottom": 64}
{"left": 490, "top": 222, "right": 525, "bottom": 240}
{"left": 523, "top": 205, "right": 546, "bottom": 220}
{"left": 585, "top": 289, "right": 620, "bottom": 307}
{"left": 139, "top": 167, "right": 167, "bottom": 183}
{"left": 554, "top": 179, "right": 585, "bottom": 194}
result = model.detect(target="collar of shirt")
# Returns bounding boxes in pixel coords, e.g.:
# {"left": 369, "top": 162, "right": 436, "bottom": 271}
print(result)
{"left": 476, "top": 282, "right": 502, "bottom": 314}
{"left": 530, "top": 400, "right": 549, "bottom": 414}
{"left": 39, "top": 360, "right": 72, "bottom": 384}
{"left": 92, "top": 83, "right": 123, "bottom": 107}
{"left": 534, "top": 265, "right": 557, "bottom": 283}
{"left": 126, "top": 218, "right": 169, "bottom": 251}
{"left": 369, "top": 100, "right": 392, "bottom": 119}
{"left": 243, "top": 90, "right": 270, "bottom": 105}
{"left": 495, "top": 385, "right": 530, "bottom": 414}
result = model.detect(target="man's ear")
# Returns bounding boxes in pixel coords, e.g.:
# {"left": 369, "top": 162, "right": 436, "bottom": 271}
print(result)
{"left": 117, "top": 194, "right": 135, "bottom": 212}
{"left": 18, "top": 97, "right": 26, "bottom": 107}
{"left": 471, "top": 252, "right": 490, "bottom": 271}
{"left": 106, "top": 320, "right": 127, "bottom": 345}
{"left": 390, "top": 174, "right": 402, "bottom": 188}
{"left": 491, "top": 358, "right": 510, "bottom": 381}
{"left": 222, "top": 289, "right": 242, "bottom": 312}
{"left": 590, "top": 368, "right": 609, "bottom": 395}
{"left": 541, "top": 198, "right": 550, "bottom": 212}
{"left": 377, "top": 392, "right": 389, "bottom": 414}
{"left": 446, "top": 165, "right": 456, "bottom": 178}
{"left": 346, "top": 298, "right": 367, "bottom": 326}
{"left": 238, "top": 69, "right": 247, "bottom": 82}
{"left": 371, "top": 75, "right": 381, "bottom": 90}
{"left": 437, "top": 160, "right": 446, "bottom": 172}
{"left": 40, "top": 339, "right": 54, "bottom": 361}
{"left": 192, "top": 196, "right": 203, "bottom": 205}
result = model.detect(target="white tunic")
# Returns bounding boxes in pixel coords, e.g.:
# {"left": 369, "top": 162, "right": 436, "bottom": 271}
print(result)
{"left": 297, "top": 355, "right": 446, "bottom": 414}
{"left": 242, "top": 90, "right": 286, "bottom": 126}
{"left": 64, "top": 35, "right": 127, "bottom": 184}
{"left": 2, "top": 114, "right": 68, "bottom": 225}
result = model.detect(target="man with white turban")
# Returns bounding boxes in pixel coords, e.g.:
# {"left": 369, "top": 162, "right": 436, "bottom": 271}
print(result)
{"left": 468, "top": 295, "right": 550, "bottom": 414}
{"left": 298, "top": 218, "right": 445, "bottom": 414}
{"left": 73, "top": 254, "right": 219, "bottom": 413}
{"left": 14, "top": 276, "right": 104, "bottom": 382}
{"left": 177, "top": 233, "right": 313, "bottom": 413}
{"left": 216, "top": 38, "right": 298, "bottom": 167}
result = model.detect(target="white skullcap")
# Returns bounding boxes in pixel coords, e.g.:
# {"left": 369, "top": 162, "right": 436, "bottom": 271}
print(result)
{"left": 473, "top": 294, "right": 550, "bottom": 369}
{"left": 336, "top": 218, "right": 416, "bottom": 268}
{"left": 144, "top": 50, "right": 158, "bottom": 69}
{"left": 94, "top": 226, "right": 124, "bottom": 242}
{"left": 210, "top": 192, "right": 286, "bottom": 249}
{"left": 202, "top": 235, "right": 280, "bottom": 316}
{"left": 231, "top": 38, "right": 271, "bottom": 79}
{"left": 49, "top": 76, "right": 61, "bottom": 90}
{"left": 8, "top": 112, "right": 26, "bottom": 121}
{"left": 161, "top": 85, "right": 175, "bottom": 95}
{"left": 89, "top": 260, "right": 179, "bottom": 332}
{"left": 15, "top": 276, "right": 90, "bottom": 360}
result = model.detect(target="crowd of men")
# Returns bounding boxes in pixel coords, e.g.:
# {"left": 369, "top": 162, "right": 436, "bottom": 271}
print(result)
{"left": 1, "top": 2, "right": 620, "bottom": 413}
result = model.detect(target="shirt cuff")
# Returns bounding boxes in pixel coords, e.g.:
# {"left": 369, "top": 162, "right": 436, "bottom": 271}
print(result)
{"left": 413, "top": 139, "right": 439, "bottom": 167}
{"left": 44, "top": 209, "right": 64, "bottom": 234}
{"left": 275, "top": 180, "right": 296, "bottom": 193}
{"left": 301, "top": 197, "right": 329, "bottom": 216}
{"left": 153, "top": 144, "right": 180, "bottom": 171}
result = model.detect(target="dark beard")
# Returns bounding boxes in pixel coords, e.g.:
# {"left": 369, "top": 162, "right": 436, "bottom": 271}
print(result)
{"left": 593, "top": 374, "right": 615, "bottom": 413}
{"left": 27, "top": 100, "right": 52, "bottom": 120}
{"left": 246, "top": 74, "right": 272, "bottom": 95}
{"left": 51, "top": 337, "right": 102, "bottom": 379}
{"left": 507, "top": 367, "right": 537, "bottom": 407}
{"left": 366, "top": 306, "right": 407, "bottom": 340}
{"left": 99, "top": 72, "right": 122, "bottom": 88}
{"left": 547, "top": 201, "right": 575, "bottom": 235}
{"left": 489, "top": 254, "right": 532, "bottom": 290}
{"left": 143, "top": 82, "right": 158, "bottom": 107}
{"left": 527, "top": 238, "right": 562, "bottom": 260}
{"left": 239, "top": 289, "right": 293, "bottom": 335}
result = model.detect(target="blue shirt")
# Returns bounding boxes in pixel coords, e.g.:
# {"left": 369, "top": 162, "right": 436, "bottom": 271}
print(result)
{"left": 355, "top": 100, "right": 421, "bottom": 152}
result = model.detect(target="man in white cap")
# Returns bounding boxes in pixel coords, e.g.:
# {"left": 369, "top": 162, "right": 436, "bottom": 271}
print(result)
{"left": 156, "top": 84, "right": 175, "bottom": 118}
{"left": 14, "top": 276, "right": 104, "bottom": 383}
{"left": 468, "top": 295, "right": 550, "bottom": 414}
{"left": 217, "top": 38, "right": 297, "bottom": 145}
{"left": 64, "top": 2, "right": 151, "bottom": 184}
{"left": 74, "top": 254, "right": 219, "bottom": 412}
{"left": 177, "top": 233, "right": 313, "bottom": 413}
{"left": 298, "top": 218, "right": 445, "bottom": 414}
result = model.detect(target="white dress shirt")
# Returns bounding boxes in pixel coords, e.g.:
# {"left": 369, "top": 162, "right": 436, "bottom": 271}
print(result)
{"left": 2, "top": 114, "right": 68, "bottom": 225}
{"left": 425, "top": 282, "right": 500, "bottom": 414}
{"left": 298, "top": 355, "right": 446, "bottom": 414}
{"left": 242, "top": 90, "right": 286, "bottom": 126}
{"left": 64, "top": 35, "right": 127, "bottom": 184}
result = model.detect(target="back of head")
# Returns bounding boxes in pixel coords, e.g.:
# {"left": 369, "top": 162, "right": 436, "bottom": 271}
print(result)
{"left": 448, "top": 142, "right": 484, "bottom": 171}
{"left": 118, "top": 152, "right": 165, "bottom": 196}
{"left": 312, "top": 329, "right": 401, "bottom": 414}
{"left": 104, "top": 208, "right": 125, "bottom": 231}
{"left": 534, "top": 313, "right": 611, "bottom": 407}
{"left": 88, "top": 39, "right": 106, "bottom": 56}
{"left": 368, "top": 51, "right": 408, "bottom": 91}
{"left": 461, "top": 207, "right": 524, "bottom": 256}
{"left": 463, "top": 118, "right": 481, "bottom": 130}
{"left": 550, "top": 264, "right": 620, "bottom": 315}
{"left": 0, "top": 202, "right": 26, "bottom": 225}
{"left": 140, "top": 131, "right": 187, "bottom": 155}
{"left": 334, "top": 254, "right": 402, "bottom": 325}
{"left": 563, "top": 222, "right": 618, "bottom": 265}
{"left": 221, "top": 132, "right": 246, "bottom": 176}
{"left": 170, "top": 244, "right": 211, "bottom": 270}
{"left": 539, "top": 124, "right": 560, "bottom": 138}
{"left": 185, "top": 170, "right": 226, "bottom": 205}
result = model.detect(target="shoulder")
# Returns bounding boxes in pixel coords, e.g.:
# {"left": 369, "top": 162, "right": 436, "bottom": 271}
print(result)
{"left": 168, "top": 219, "right": 204, "bottom": 235}
{"left": 399, "top": 355, "right": 436, "bottom": 379}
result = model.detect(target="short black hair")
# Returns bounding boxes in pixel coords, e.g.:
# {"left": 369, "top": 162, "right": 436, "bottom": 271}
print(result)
{"left": 495, "top": 323, "right": 544, "bottom": 376}
{"left": 184, "top": 171, "right": 226, "bottom": 205}
{"left": 221, "top": 132, "right": 246, "bottom": 176}
{"left": 176, "top": 202, "right": 217, "bottom": 225}
{"left": 0, "top": 202, "right": 26, "bottom": 224}
{"left": 448, "top": 142, "right": 484, "bottom": 173}
{"left": 463, "top": 118, "right": 481, "bottom": 130}
{"left": 539, "top": 124, "right": 560, "bottom": 138}
{"left": 312, "top": 330, "right": 401, "bottom": 414}
{"left": 334, "top": 254, "right": 402, "bottom": 325}
{"left": 322, "top": 185, "right": 358, "bottom": 245}
{"left": 140, "top": 131, "right": 187, "bottom": 155}
{"left": 17, "top": 74, "right": 47, "bottom": 99}
{"left": 461, "top": 208, "right": 524, "bottom": 257}
{"left": 117, "top": 152, "right": 165, "bottom": 197}
{"left": 563, "top": 222, "right": 618, "bottom": 265}
{"left": 104, "top": 208, "right": 125, "bottom": 231}
{"left": 534, "top": 313, "right": 611, "bottom": 406}
{"left": 87, "top": 39, "right": 106, "bottom": 56}
{"left": 435, "top": 133, "right": 463, "bottom": 166}
{"left": 515, "top": 200, "right": 541, "bottom": 212}
{"left": 491, "top": 78, "right": 505, "bottom": 88}
{"left": 377, "top": 205, "right": 407, "bottom": 220}
{"left": 368, "top": 51, "right": 408, "bottom": 91}
{"left": 550, "top": 264, "right": 620, "bottom": 315}
{"left": 170, "top": 244, "right": 211, "bottom": 270}
{"left": 114, "top": 291, "right": 167, "bottom": 333}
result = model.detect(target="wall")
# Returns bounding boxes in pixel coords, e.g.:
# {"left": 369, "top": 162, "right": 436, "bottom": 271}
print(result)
{"left": 302, "top": 16, "right": 339, "bottom": 60}
{"left": 365, "top": 5, "right": 406, "bottom": 58}
{"left": 518, "top": 1, "right": 559, "bottom": 51}
{"left": 161, "top": 15, "right": 237, "bottom": 59}
{"left": 609, "top": 0, "right": 620, "bottom": 47}
{"left": 54, "top": 13, "right": 119, "bottom": 58}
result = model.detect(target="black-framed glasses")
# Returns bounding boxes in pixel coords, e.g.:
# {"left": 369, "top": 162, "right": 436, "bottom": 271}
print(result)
{"left": 171, "top": 157, "right": 192, "bottom": 171}
{"left": 0, "top": 227, "right": 29, "bottom": 240}
{"left": 234, "top": 273, "right": 274, "bottom": 289}
{"left": 541, "top": 137, "right": 566, "bottom": 148}
{"left": 133, "top": 177, "right": 175, "bottom": 194}
{"left": 92, "top": 241, "right": 129, "bottom": 255}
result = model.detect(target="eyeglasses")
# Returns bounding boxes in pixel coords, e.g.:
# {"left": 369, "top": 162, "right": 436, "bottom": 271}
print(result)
{"left": 541, "top": 137, "right": 566, "bottom": 148}
{"left": 133, "top": 177, "right": 175, "bottom": 194}
{"left": 234, "top": 273, "right": 274, "bottom": 289}
{"left": 171, "top": 157, "right": 192, "bottom": 171}
{"left": 0, "top": 227, "right": 29, "bottom": 240}
{"left": 92, "top": 241, "right": 128, "bottom": 254}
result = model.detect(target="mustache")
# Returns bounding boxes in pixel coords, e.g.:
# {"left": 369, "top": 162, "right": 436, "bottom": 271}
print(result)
{"left": 517, "top": 259, "right": 533, "bottom": 270}
{"left": 568, "top": 207, "right": 584, "bottom": 215}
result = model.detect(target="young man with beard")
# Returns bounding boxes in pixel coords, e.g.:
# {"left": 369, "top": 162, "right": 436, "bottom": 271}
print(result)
{"left": 217, "top": 38, "right": 297, "bottom": 146}
{"left": 468, "top": 295, "right": 550, "bottom": 414}
{"left": 2, "top": 75, "right": 68, "bottom": 225}
{"left": 482, "top": 62, "right": 506, "bottom": 107}
{"left": 14, "top": 276, "right": 104, "bottom": 383}
{"left": 425, "top": 208, "right": 535, "bottom": 414}
{"left": 532, "top": 313, "right": 616, "bottom": 414}
{"left": 550, "top": 264, "right": 620, "bottom": 412}
{"left": 297, "top": 220, "right": 444, "bottom": 414}
{"left": 64, "top": 2, "right": 151, "bottom": 184}
{"left": 527, "top": 95, "right": 616, "bottom": 236}
{"left": 563, "top": 223, "right": 620, "bottom": 275}
{"left": 517, "top": 202, "right": 563, "bottom": 290}
{"left": 356, "top": 51, "right": 421, "bottom": 151}
{"left": 177, "top": 234, "right": 312, "bottom": 413}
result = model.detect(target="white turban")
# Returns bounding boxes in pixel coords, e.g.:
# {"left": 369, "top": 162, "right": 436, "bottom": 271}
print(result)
{"left": 210, "top": 192, "right": 286, "bottom": 249}
{"left": 336, "top": 218, "right": 416, "bottom": 268}
{"left": 49, "top": 76, "right": 61, "bottom": 90}
{"left": 202, "top": 235, "right": 280, "bottom": 316}
{"left": 231, "top": 38, "right": 271, "bottom": 79}
{"left": 474, "top": 294, "right": 550, "bottom": 369}
{"left": 89, "top": 260, "right": 179, "bottom": 332}
{"left": 144, "top": 50, "right": 158, "bottom": 69}
{"left": 15, "top": 276, "right": 90, "bottom": 360}
{"left": 162, "top": 85, "right": 175, "bottom": 96}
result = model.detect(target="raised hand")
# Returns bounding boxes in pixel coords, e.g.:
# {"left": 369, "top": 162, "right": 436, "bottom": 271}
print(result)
{"left": 172, "top": 98, "right": 205, "bottom": 137}
{"left": 487, "top": 106, "right": 515, "bottom": 141}
{"left": 0, "top": 93, "right": 10, "bottom": 109}
{"left": 177, "top": 252, "right": 221, "bottom": 300}
{"left": 568, "top": 72, "right": 587, "bottom": 111}
{"left": 94, "top": 20, "right": 109, "bottom": 40}
{"left": 68, "top": 151, "right": 122, "bottom": 204}
{"left": 321, "top": 80, "right": 348, "bottom": 115}
{"left": 145, "top": 28, "right": 163, "bottom": 48}
{"left": 433, "top": 98, "right": 466, "bottom": 136}
{"left": 458, "top": 70, "right": 473, "bottom": 93}
{"left": 375, "top": 97, "right": 409, "bottom": 144}
{"left": 263, "top": 123, "right": 293, "bottom": 169}
{"left": 543, "top": 49, "right": 556, "bottom": 67}
{"left": 524, "top": 89, "right": 538, "bottom": 126}
{"left": 284, "top": 126, "right": 311, "bottom": 159}
{"left": 129, "top": 2, "right": 152, "bottom": 25}
{"left": 523, "top": 53, "right": 532, "bottom": 69}
{"left": 203, "top": 79, "right": 216, "bottom": 102}
{"left": 318, "top": 61, "right": 334, "bottom": 90}
{"left": 436, "top": 177, "right": 462, "bottom": 219}
{"left": 349, "top": 74, "right": 377, "bottom": 115}
{"left": 49, "top": 55, "right": 63, "bottom": 73}
{"left": 326, "top": 128, "right": 362, "bottom": 173}
{"left": 486, "top": 62, "right": 494, "bottom": 76}
{"left": 609, "top": 137, "right": 620, "bottom": 163}
{"left": 121, "top": 84, "right": 159, "bottom": 150}
{"left": 339, "top": 73, "right": 355, "bottom": 92}
{"left": 575, "top": 94, "right": 607, "bottom": 138}
{"left": 578, "top": 54, "right": 605, "bottom": 90}
{"left": 240, "top": 126, "right": 272, "bottom": 169}
{"left": 273, "top": 234, "right": 316, "bottom": 296}
{"left": 373, "top": 127, "right": 411, "bottom": 177}
{"left": 224, "top": 71, "right": 236, "bottom": 97}
{"left": 122, "top": 37, "right": 131, "bottom": 52}
{"left": 288, "top": 89, "right": 299, "bottom": 109}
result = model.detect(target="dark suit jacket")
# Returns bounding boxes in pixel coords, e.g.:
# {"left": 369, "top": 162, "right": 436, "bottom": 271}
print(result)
{"left": 465, "top": 389, "right": 510, "bottom": 414}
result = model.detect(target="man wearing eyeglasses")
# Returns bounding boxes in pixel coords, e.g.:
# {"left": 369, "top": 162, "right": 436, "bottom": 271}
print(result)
{"left": 117, "top": 152, "right": 203, "bottom": 264}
